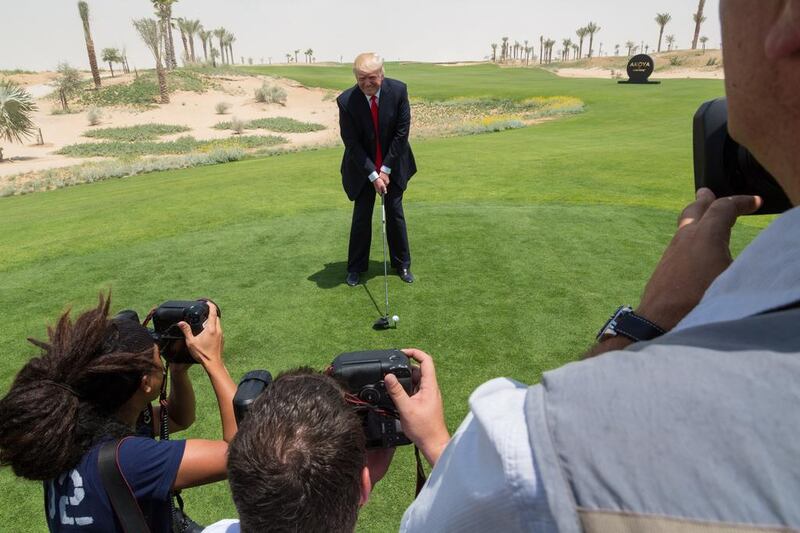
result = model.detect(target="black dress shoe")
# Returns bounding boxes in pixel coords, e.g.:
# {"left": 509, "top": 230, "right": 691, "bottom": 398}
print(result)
{"left": 345, "top": 272, "right": 360, "bottom": 286}
{"left": 397, "top": 268, "right": 415, "bottom": 283}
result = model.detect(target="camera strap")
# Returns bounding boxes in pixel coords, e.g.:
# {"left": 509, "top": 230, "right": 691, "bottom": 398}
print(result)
{"left": 414, "top": 446, "right": 427, "bottom": 496}
{"left": 98, "top": 437, "right": 152, "bottom": 533}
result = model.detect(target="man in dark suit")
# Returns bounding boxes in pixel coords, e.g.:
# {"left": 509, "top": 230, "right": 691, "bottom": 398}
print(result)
{"left": 338, "top": 52, "right": 417, "bottom": 286}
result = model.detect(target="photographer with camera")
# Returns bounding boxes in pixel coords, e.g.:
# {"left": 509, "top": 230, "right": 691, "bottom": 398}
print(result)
{"left": 0, "top": 295, "right": 237, "bottom": 532}
{"left": 203, "top": 348, "right": 449, "bottom": 533}
{"left": 400, "top": 1, "right": 800, "bottom": 531}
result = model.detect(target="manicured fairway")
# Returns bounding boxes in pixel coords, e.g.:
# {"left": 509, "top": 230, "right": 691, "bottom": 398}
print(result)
{"left": 0, "top": 64, "right": 767, "bottom": 532}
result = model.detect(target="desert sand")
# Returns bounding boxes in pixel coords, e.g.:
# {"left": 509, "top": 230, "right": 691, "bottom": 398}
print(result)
{"left": 0, "top": 74, "right": 341, "bottom": 178}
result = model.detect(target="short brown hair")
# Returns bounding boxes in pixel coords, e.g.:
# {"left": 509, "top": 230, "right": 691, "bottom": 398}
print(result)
{"left": 227, "top": 368, "right": 366, "bottom": 533}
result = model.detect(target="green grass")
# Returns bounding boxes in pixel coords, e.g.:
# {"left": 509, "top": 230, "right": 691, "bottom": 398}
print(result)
{"left": 82, "top": 124, "right": 192, "bottom": 142}
{"left": 214, "top": 116, "right": 326, "bottom": 133}
{"left": 78, "top": 70, "right": 213, "bottom": 108}
{"left": 0, "top": 63, "right": 771, "bottom": 532}
{"left": 57, "top": 135, "right": 286, "bottom": 158}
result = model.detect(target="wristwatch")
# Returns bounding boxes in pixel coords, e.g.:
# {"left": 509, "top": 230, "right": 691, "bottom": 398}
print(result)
{"left": 596, "top": 306, "right": 666, "bottom": 342}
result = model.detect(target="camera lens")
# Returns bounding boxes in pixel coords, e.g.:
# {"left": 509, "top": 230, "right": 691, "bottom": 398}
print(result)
{"left": 359, "top": 386, "right": 381, "bottom": 404}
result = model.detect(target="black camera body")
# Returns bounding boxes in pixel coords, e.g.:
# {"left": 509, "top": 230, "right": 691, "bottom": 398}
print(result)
{"left": 114, "top": 300, "right": 216, "bottom": 364}
{"left": 233, "top": 349, "right": 414, "bottom": 448}
{"left": 330, "top": 349, "right": 414, "bottom": 448}
{"left": 233, "top": 370, "right": 274, "bottom": 424}
{"left": 693, "top": 97, "right": 791, "bottom": 215}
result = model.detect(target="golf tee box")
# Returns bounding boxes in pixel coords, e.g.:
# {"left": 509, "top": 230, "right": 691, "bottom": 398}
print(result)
{"left": 618, "top": 54, "right": 661, "bottom": 85}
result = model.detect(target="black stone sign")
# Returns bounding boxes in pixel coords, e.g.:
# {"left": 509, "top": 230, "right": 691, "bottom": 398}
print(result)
{"left": 618, "top": 54, "right": 660, "bottom": 84}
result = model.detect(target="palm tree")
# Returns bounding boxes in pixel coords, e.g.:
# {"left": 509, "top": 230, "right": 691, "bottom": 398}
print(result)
{"left": 185, "top": 19, "right": 201, "bottom": 62}
{"left": 614, "top": 43, "right": 620, "bottom": 56}
{"left": 175, "top": 18, "right": 190, "bottom": 64}
{"left": 198, "top": 29, "right": 210, "bottom": 62}
{"left": 523, "top": 40, "right": 529, "bottom": 63}
{"left": 572, "top": 44, "right": 579, "bottom": 60}
{"left": 666, "top": 34, "right": 676, "bottom": 51}
{"left": 539, "top": 35, "right": 543, "bottom": 64}
{"left": 501, "top": 36, "right": 509, "bottom": 62}
{"left": 576, "top": 27, "right": 588, "bottom": 58}
{"left": 625, "top": 41, "right": 635, "bottom": 56}
{"left": 77, "top": 2, "right": 102, "bottom": 88}
{"left": 151, "top": 1, "right": 178, "bottom": 69}
{"left": 655, "top": 13, "right": 672, "bottom": 53}
{"left": 545, "top": 39, "right": 556, "bottom": 63}
{"left": 121, "top": 47, "right": 130, "bottom": 73}
{"left": 692, "top": 0, "right": 707, "bottom": 49}
{"left": 213, "top": 28, "right": 226, "bottom": 64}
{"left": 285, "top": 53, "right": 292, "bottom": 63}
{"left": 561, "top": 39, "right": 572, "bottom": 61}
{"left": 225, "top": 33, "right": 236, "bottom": 64}
{"left": 305, "top": 48, "right": 313, "bottom": 63}
{"left": 700, "top": 35, "right": 709, "bottom": 52}
{"left": 294, "top": 49, "right": 300, "bottom": 63}
{"left": 490, "top": 43, "right": 497, "bottom": 62}
{"left": 0, "top": 80, "right": 37, "bottom": 162}
{"left": 586, "top": 22, "right": 600, "bottom": 58}
{"left": 210, "top": 46, "right": 219, "bottom": 67}
{"left": 132, "top": 18, "right": 169, "bottom": 104}
{"left": 101, "top": 48, "right": 121, "bottom": 77}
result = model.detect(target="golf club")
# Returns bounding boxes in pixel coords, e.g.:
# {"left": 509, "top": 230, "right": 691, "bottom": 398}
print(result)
{"left": 373, "top": 192, "right": 398, "bottom": 330}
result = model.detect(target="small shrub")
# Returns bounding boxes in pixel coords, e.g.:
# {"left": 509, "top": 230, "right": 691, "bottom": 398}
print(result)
{"left": 254, "top": 82, "right": 288, "bottom": 105}
{"left": 87, "top": 107, "right": 102, "bottom": 126}
{"left": 214, "top": 116, "right": 324, "bottom": 133}
{"left": 215, "top": 101, "right": 231, "bottom": 114}
{"left": 266, "top": 85, "right": 287, "bottom": 105}
{"left": 706, "top": 57, "right": 719, "bottom": 66}
{"left": 230, "top": 117, "right": 245, "bottom": 135}
{"left": 669, "top": 56, "right": 685, "bottom": 66}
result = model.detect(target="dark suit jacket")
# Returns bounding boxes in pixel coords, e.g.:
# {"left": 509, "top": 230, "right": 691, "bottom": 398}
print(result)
{"left": 337, "top": 78, "right": 417, "bottom": 201}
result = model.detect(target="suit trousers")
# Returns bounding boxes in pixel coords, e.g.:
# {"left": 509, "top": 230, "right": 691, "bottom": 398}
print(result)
{"left": 347, "top": 184, "right": 411, "bottom": 273}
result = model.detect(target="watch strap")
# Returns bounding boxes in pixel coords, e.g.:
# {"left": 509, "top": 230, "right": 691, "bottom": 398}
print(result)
{"left": 613, "top": 310, "right": 665, "bottom": 342}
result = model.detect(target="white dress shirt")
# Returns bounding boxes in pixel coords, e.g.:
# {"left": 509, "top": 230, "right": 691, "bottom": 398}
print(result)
{"left": 400, "top": 205, "right": 800, "bottom": 532}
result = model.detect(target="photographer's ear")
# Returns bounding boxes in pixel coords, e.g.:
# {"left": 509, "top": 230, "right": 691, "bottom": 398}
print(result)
{"left": 141, "top": 373, "right": 155, "bottom": 395}
{"left": 359, "top": 466, "right": 372, "bottom": 507}
{"left": 765, "top": 0, "right": 800, "bottom": 59}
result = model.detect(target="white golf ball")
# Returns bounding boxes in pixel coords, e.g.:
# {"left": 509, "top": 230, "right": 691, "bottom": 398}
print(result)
{"left": 392, "top": 315, "right": 400, "bottom": 323}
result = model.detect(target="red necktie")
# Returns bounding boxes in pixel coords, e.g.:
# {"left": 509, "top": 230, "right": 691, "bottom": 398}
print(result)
{"left": 370, "top": 95, "right": 382, "bottom": 170}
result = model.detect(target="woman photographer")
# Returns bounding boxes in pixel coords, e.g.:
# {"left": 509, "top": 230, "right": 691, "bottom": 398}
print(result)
{"left": 0, "top": 294, "right": 237, "bottom": 532}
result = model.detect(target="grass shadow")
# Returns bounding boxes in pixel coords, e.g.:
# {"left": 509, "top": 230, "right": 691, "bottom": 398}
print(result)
{"left": 307, "top": 260, "right": 388, "bottom": 289}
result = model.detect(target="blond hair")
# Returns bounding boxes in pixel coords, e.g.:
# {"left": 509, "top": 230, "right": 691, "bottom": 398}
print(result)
{"left": 353, "top": 52, "right": 384, "bottom": 74}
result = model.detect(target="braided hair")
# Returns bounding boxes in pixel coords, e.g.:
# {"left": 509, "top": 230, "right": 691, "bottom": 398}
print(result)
{"left": 0, "top": 294, "right": 159, "bottom": 480}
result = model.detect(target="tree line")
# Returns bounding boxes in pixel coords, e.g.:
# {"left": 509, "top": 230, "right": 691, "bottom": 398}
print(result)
{"left": 490, "top": 0, "right": 710, "bottom": 65}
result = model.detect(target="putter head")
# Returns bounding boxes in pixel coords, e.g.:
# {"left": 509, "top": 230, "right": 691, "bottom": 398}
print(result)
{"left": 372, "top": 316, "right": 392, "bottom": 330}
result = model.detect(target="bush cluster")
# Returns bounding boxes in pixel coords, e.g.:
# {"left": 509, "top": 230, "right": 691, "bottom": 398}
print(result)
{"left": 1, "top": 148, "right": 246, "bottom": 197}
{"left": 254, "top": 82, "right": 288, "bottom": 105}
{"left": 213, "top": 116, "right": 325, "bottom": 134}
{"left": 58, "top": 135, "right": 286, "bottom": 158}
{"left": 82, "top": 124, "right": 191, "bottom": 142}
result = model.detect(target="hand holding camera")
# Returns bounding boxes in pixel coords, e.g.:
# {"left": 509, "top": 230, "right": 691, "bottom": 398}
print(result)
{"left": 177, "top": 300, "right": 223, "bottom": 369}
{"left": 385, "top": 349, "right": 449, "bottom": 467}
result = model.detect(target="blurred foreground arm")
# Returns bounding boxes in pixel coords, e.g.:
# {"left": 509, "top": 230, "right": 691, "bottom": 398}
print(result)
{"left": 585, "top": 188, "right": 761, "bottom": 358}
